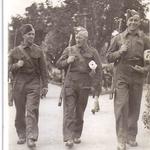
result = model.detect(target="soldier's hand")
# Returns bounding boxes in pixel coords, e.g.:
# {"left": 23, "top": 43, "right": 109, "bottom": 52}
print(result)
{"left": 130, "top": 65, "right": 147, "bottom": 74}
{"left": 119, "top": 44, "right": 128, "bottom": 55}
{"left": 40, "top": 88, "right": 48, "bottom": 99}
{"left": 67, "top": 56, "right": 75, "bottom": 64}
{"left": 17, "top": 60, "right": 24, "bottom": 67}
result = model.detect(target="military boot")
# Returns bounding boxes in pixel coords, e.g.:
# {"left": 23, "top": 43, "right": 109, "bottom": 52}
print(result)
{"left": 117, "top": 142, "right": 126, "bottom": 150}
{"left": 127, "top": 140, "right": 138, "bottom": 147}
{"left": 73, "top": 138, "right": 81, "bottom": 144}
{"left": 17, "top": 138, "right": 26, "bottom": 144}
{"left": 91, "top": 100, "right": 100, "bottom": 114}
{"left": 65, "top": 140, "right": 74, "bottom": 148}
{"left": 27, "top": 139, "right": 36, "bottom": 147}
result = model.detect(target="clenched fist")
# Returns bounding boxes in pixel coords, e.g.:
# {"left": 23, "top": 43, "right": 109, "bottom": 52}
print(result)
{"left": 40, "top": 88, "right": 48, "bottom": 99}
{"left": 130, "top": 65, "right": 147, "bottom": 74}
{"left": 67, "top": 56, "right": 76, "bottom": 64}
{"left": 119, "top": 44, "right": 128, "bottom": 55}
{"left": 17, "top": 60, "right": 24, "bottom": 67}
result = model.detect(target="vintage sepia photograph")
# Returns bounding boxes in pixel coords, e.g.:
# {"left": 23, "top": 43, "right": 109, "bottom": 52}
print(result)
{"left": 3, "top": 0, "right": 150, "bottom": 150}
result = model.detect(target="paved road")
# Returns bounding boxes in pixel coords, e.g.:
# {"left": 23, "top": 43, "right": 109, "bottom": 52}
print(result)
{"left": 9, "top": 84, "right": 150, "bottom": 150}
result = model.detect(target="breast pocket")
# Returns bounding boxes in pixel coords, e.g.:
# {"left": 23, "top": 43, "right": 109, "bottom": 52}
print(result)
{"left": 136, "top": 39, "right": 144, "bottom": 47}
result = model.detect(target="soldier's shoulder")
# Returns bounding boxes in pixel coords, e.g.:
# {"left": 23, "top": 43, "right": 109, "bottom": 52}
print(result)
{"left": 114, "top": 32, "right": 122, "bottom": 40}
{"left": 71, "top": 45, "right": 77, "bottom": 48}
{"left": 110, "top": 32, "right": 125, "bottom": 45}
{"left": 64, "top": 45, "right": 76, "bottom": 52}
{"left": 138, "top": 30, "right": 150, "bottom": 39}
{"left": 90, "top": 47, "right": 97, "bottom": 52}
{"left": 32, "top": 43, "right": 41, "bottom": 51}
{"left": 89, "top": 47, "right": 99, "bottom": 55}
{"left": 9, "top": 46, "right": 24, "bottom": 58}
{"left": 71, "top": 45, "right": 78, "bottom": 51}
{"left": 10, "top": 46, "right": 20, "bottom": 53}
{"left": 66, "top": 45, "right": 76, "bottom": 49}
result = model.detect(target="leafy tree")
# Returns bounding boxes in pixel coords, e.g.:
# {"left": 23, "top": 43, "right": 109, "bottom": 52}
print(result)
{"left": 9, "top": 0, "right": 149, "bottom": 65}
{"left": 63, "top": 0, "right": 148, "bottom": 62}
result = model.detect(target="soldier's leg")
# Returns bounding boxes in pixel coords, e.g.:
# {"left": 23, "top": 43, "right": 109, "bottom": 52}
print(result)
{"left": 114, "top": 82, "right": 129, "bottom": 144}
{"left": 13, "top": 83, "right": 26, "bottom": 141}
{"left": 73, "top": 89, "right": 89, "bottom": 139}
{"left": 63, "top": 87, "right": 76, "bottom": 142}
{"left": 127, "top": 83, "right": 143, "bottom": 145}
{"left": 26, "top": 81, "right": 40, "bottom": 142}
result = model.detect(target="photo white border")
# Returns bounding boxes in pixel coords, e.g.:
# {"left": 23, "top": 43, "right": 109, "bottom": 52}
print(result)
{"left": 3, "top": 0, "right": 9, "bottom": 150}
{"left": 2, "top": 1, "right": 150, "bottom": 150}
{"left": 0, "top": 0, "right": 3, "bottom": 150}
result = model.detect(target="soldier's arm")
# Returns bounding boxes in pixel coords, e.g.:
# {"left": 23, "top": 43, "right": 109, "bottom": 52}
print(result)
{"left": 92, "top": 49, "right": 103, "bottom": 97}
{"left": 39, "top": 50, "right": 48, "bottom": 88}
{"left": 8, "top": 49, "right": 20, "bottom": 73}
{"left": 106, "top": 35, "right": 122, "bottom": 63}
{"left": 56, "top": 48, "right": 69, "bottom": 69}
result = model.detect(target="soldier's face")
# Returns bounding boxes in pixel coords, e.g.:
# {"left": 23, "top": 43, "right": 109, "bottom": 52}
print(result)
{"left": 127, "top": 15, "right": 140, "bottom": 31}
{"left": 23, "top": 30, "right": 35, "bottom": 44}
{"left": 75, "top": 35, "right": 87, "bottom": 47}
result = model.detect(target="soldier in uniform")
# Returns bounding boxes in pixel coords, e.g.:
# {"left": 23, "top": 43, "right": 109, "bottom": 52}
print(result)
{"left": 8, "top": 24, "right": 48, "bottom": 147}
{"left": 56, "top": 27, "right": 102, "bottom": 148}
{"left": 106, "top": 10, "right": 150, "bottom": 150}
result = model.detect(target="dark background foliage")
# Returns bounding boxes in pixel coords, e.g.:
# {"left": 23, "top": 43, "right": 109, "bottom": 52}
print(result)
{"left": 9, "top": 0, "right": 149, "bottom": 65}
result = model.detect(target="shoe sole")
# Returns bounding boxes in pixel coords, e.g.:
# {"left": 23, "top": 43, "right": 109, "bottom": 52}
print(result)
{"left": 127, "top": 143, "right": 138, "bottom": 147}
{"left": 17, "top": 141, "right": 26, "bottom": 144}
{"left": 27, "top": 144, "right": 36, "bottom": 148}
{"left": 65, "top": 144, "right": 73, "bottom": 148}
{"left": 74, "top": 142, "right": 81, "bottom": 144}
{"left": 117, "top": 146, "right": 126, "bottom": 150}
{"left": 17, "top": 140, "right": 26, "bottom": 144}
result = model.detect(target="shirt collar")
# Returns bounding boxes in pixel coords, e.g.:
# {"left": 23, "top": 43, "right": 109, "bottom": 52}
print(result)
{"left": 21, "top": 41, "right": 33, "bottom": 49}
{"left": 123, "top": 29, "right": 140, "bottom": 37}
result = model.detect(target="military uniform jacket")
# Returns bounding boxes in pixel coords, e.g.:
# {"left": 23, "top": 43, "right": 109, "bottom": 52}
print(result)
{"left": 107, "top": 29, "right": 150, "bottom": 84}
{"left": 9, "top": 43, "right": 48, "bottom": 88}
{"left": 56, "top": 45, "right": 102, "bottom": 96}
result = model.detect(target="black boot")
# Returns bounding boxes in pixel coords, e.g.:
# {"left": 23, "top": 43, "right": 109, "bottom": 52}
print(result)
{"left": 65, "top": 140, "right": 74, "bottom": 148}
{"left": 17, "top": 138, "right": 26, "bottom": 144}
{"left": 27, "top": 139, "right": 36, "bottom": 147}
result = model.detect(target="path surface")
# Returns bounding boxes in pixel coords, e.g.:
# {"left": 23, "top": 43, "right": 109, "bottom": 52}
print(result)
{"left": 9, "top": 84, "right": 150, "bottom": 150}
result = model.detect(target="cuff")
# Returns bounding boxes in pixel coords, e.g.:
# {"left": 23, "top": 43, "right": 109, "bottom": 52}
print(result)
{"left": 12, "top": 63, "right": 19, "bottom": 70}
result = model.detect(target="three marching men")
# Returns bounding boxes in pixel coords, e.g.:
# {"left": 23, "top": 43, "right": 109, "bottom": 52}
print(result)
{"left": 8, "top": 8, "right": 150, "bottom": 150}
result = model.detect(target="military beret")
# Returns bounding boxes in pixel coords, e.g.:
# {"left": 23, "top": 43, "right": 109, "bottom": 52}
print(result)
{"left": 20, "top": 24, "right": 34, "bottom": 35}
{"left": 126, "top": 9, "right": 140, "bottom": 21}
{"left": 77, "top": 31, "right": 88, "bottom": 39}
{"left": 74, "top": 26, "right": 88, "bottom": 38}
{"left": 74, "top": 26, "right": 87, "bottom": 34}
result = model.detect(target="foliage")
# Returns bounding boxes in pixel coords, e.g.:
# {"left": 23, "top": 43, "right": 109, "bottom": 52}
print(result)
{"left": 66, "top": 0, "right": 149, "bottom": 62}
{"left": 9, "top": 0, "right": 149, "bottom": 65}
